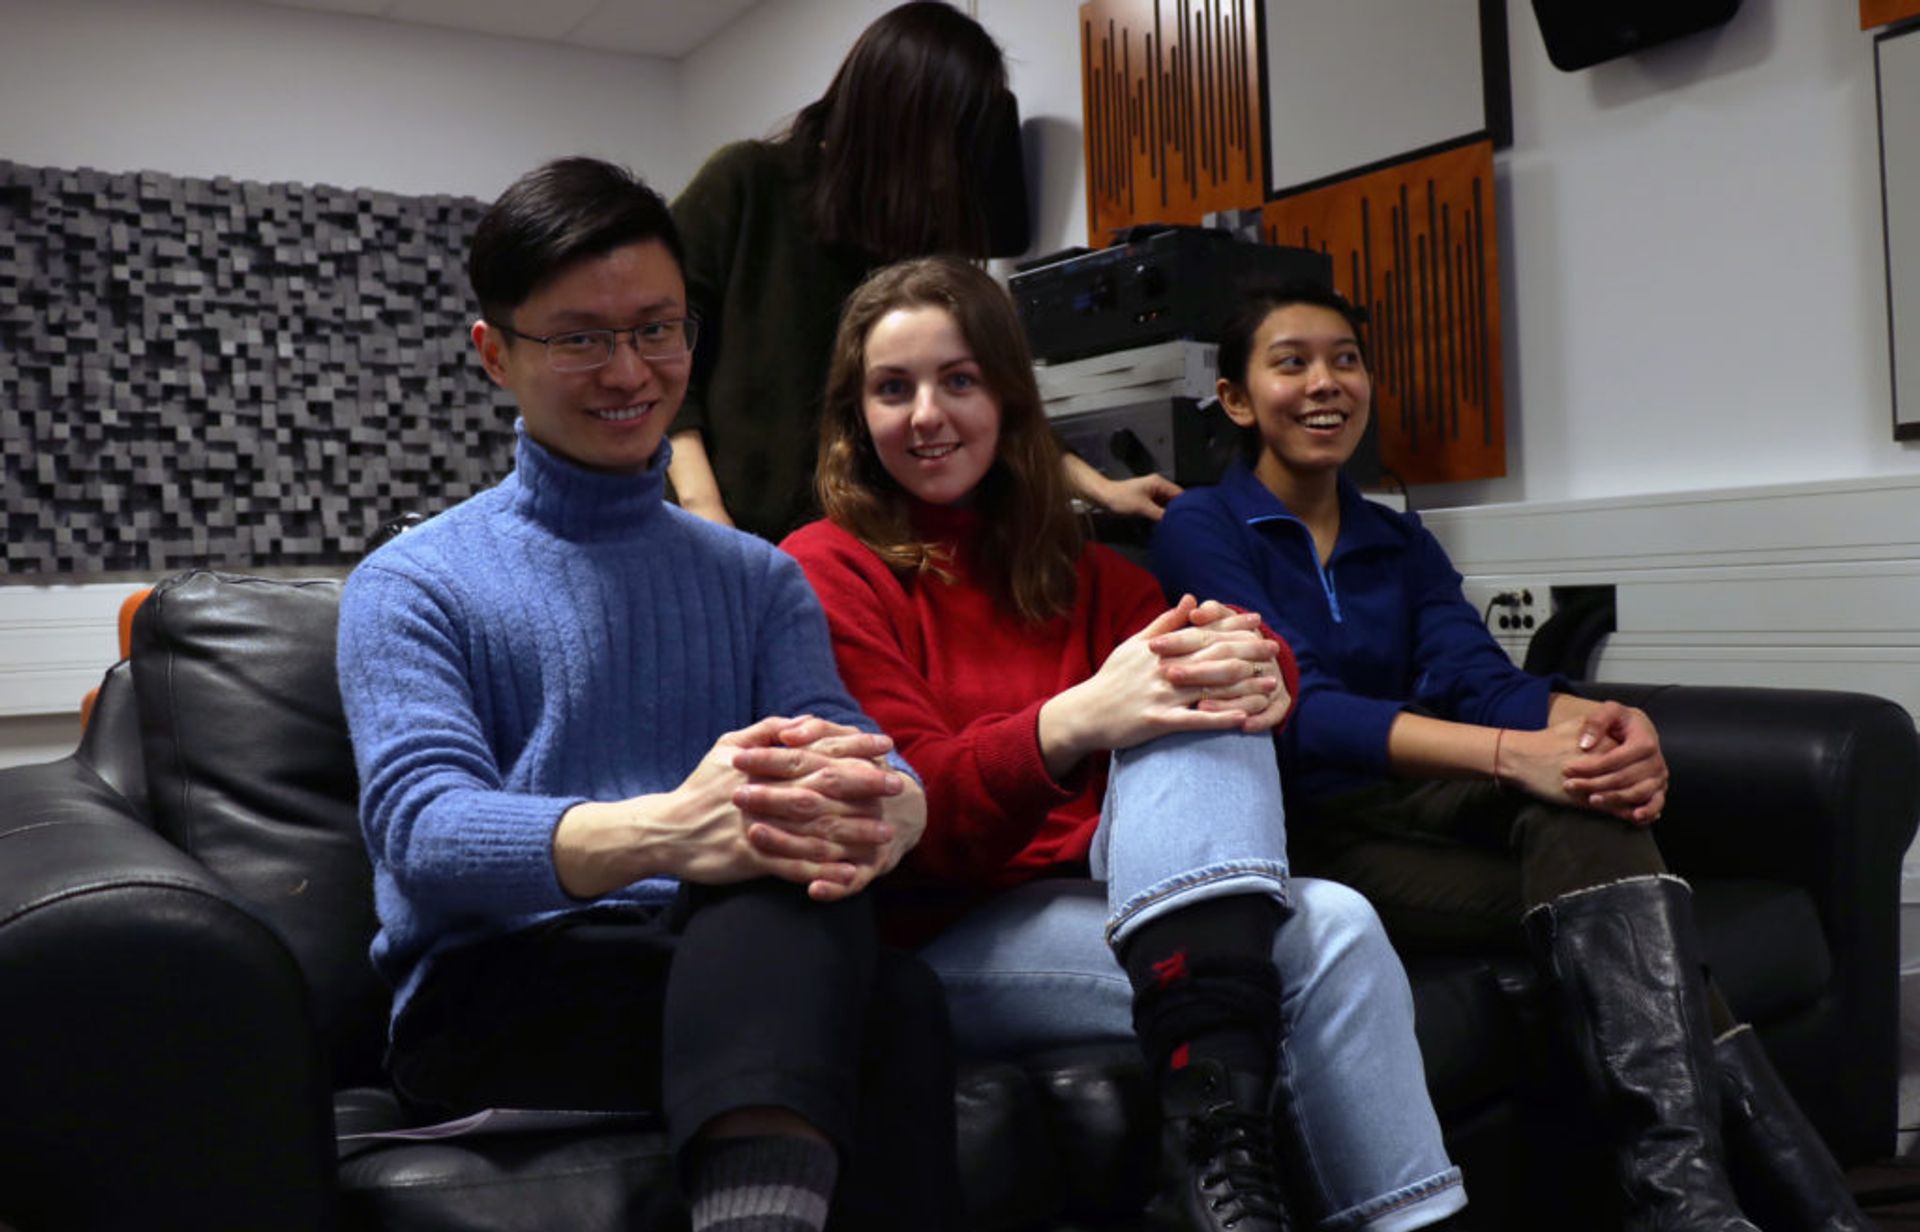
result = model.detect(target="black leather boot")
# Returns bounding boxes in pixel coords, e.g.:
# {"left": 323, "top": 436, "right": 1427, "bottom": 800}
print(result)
{"left": 1143, "top": 1059, "right": 1293, "bottom": 1232}
{"left": 1523, "top": 875, "right": 1759, "bottom": 1232}
{"left": 1715, "top": 1024, "right": 1872, "bottom": 1232}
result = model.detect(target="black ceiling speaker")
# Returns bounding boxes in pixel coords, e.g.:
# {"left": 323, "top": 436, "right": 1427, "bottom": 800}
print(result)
{"left": 1531, "top": 0, "right": 1743, "bottom": 71}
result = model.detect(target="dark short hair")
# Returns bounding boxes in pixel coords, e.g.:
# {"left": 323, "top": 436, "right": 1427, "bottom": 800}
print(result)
{"left": 468, "top": 157, "right": 684, "bottom": 324}
{"left": 1216, "top": 281, "right": 1370, "bottom": 389}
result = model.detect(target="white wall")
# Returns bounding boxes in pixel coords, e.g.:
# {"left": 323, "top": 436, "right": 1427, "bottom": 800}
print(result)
{"left": 1431, "top": 0, "right": 1920, "bottom": 507}
{"left": 680, "top": 0, "right": 890, "bottom": 165}
{"left": 981, "top": 1, "right": 1092, "bottom": 261}
{"left": 5, "top": 0, "right": 1913, "bottom": 508}
{"left": 0, "top": 0, "right": 688, "bottom": 201}
{"left": 683, "top": 1, "right": 1920, "bottom": 509}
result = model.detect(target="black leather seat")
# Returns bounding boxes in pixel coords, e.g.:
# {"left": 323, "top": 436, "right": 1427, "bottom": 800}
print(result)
{"left": 0, "top": 568, "right": 1913, "bottom": 1231}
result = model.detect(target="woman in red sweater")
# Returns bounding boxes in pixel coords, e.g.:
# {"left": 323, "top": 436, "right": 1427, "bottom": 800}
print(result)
{"left": 781, "top": 257, "right": 1464, "bottom": 1232}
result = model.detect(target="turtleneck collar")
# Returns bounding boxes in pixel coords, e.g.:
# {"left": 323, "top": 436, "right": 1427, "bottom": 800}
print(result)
{"left": 506, "top": 421, "right": 669, "bottom": 543}
{"left": 907, "top": 498, "right": 982, "bottom": 549}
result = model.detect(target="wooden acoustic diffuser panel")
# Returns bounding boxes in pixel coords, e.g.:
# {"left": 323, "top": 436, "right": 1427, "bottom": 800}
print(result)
{"left": 1263, "top": 141, "right": 1504, "bottom": 485}
{"left": 1864, "top": 0, "right": 1920, "bottom": 30}
{"left": 1080, "top": 0, "right": 1264, "bottom": 244}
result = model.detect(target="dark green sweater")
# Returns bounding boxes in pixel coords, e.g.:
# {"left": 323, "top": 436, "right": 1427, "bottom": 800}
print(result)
{"left": 670, "top": 140, "right": 876, "bottom": 542}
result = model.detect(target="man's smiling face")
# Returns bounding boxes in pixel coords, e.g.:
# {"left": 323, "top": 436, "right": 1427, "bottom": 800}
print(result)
{"left": 473, "top": 238, "right": 689, "bottom": 474}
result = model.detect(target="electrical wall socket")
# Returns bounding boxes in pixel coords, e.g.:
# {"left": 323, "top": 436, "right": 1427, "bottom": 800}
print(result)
{"left": 1491, "top": 585, "right": 1548, "bottom": 637}
{"left": 1461, "top": 580, "right": 1553, "bottom": 664}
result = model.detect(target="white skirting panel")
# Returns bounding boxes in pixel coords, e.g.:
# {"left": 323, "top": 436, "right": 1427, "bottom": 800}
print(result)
{"left": 0, "top": 583, "right": 150, "bottom": 719}
{"left": 1422, "top": 473, "right": 1920, "bottom": 718}
{"left": 1589, "top": 642, "right": 1920, "bottom": 701}
{"left": 1423, "top": 475, "right": 1920, "bottom": 577}
{"left": 0, "top": 713, "right": 85, "bottom": 771}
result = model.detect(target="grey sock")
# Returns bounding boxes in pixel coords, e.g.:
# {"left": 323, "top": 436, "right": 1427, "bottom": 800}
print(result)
{"left": 687, "top": 1134, "right": 838, "bottom": 1232}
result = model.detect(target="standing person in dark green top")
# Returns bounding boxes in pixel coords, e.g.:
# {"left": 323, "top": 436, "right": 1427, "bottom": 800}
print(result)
{"left": 668, "top": 1, "right": 1181, "bottom": 542}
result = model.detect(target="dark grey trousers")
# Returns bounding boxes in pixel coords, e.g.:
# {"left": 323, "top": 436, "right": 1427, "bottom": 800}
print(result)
{"left": 388, "top": 880, "right": 961, "bottom": 1229}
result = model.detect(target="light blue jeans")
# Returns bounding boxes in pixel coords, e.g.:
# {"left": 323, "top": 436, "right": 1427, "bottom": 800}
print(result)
{"left": 918, "top": 729, "right": 1465, "bottom": 1232}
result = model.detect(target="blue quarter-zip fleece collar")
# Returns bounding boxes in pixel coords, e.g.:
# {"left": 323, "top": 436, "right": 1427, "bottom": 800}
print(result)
{"left": 1214, "top": 463, "right": 1414, "bottom": 624}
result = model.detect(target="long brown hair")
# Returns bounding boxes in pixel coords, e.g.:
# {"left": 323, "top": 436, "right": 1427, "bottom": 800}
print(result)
{"left": 817, "top": 257, "right": 1083, "bottom": 623}
{"left": 785, "top": 2, "right": 1009, "bottom": 261}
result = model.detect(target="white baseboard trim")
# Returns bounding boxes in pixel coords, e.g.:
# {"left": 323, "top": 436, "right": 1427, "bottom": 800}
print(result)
{"left": 0, "top": 583, "right": 149, "bottom": 719}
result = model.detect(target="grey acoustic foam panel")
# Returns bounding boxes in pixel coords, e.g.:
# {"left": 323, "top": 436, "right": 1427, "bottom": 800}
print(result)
{"left": 0, "top": 161, "right": 516, "bottom": 579}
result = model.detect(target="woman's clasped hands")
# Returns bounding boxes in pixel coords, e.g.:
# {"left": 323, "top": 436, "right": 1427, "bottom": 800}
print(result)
{"left": 1496, "top": 701, "right": 1669, "bottom": 825}
{"left": 1038, "top": 595, "right": 1290, "bottom": 777}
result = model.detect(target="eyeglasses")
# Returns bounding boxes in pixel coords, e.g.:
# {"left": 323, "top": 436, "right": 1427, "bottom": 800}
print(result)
{"left": 494, "top": 317, "right": 701, "bottom": 373}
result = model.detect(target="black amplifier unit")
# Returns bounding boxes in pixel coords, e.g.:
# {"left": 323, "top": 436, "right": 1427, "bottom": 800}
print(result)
{"left": 1052, "top": 397, "right": 1242, "bottom": 492}
{"left": 1012, "top": 226, "right": 1331, "bottom": 364}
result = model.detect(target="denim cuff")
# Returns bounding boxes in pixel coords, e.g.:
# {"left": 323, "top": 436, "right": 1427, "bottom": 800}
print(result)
{"left": 1103, "top": 861, "right": 1291, "bottom": 949}
{"left": 1321, "top": 1165, "right": 1466, "bottom": 1232}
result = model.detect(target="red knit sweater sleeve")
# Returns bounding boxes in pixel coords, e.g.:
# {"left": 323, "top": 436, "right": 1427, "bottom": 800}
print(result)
{"left": 782, "top": 521, "right": 1081, "bottom": 886}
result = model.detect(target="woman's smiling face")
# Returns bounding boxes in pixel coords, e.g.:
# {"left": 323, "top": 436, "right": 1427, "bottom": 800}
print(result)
{"left": 860, "top": 304, "right": 1002, "bottom": 507}
{"left": 1219, "top": 302, "right": 1372, "bottom": 486}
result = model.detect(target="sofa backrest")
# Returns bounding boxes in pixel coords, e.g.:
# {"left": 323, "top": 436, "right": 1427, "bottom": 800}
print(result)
{"left": 131, "top": 570, "right": 387, "bottom": 1087}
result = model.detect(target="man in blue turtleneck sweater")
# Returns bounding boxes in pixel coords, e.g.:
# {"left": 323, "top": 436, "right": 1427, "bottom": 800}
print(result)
{"left": 335, "top": 157, "right": 954, "bottom": 1232}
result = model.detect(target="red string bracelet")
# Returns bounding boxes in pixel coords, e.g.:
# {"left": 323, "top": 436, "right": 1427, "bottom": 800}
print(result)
{"left": 1492, "top": 728, "right": 1508, "bottom": 786}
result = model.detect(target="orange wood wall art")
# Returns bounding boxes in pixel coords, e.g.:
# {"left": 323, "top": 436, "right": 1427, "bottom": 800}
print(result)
{"left": 1080, "top": 0, "right": 1264, "bottom": 244}
{"left": 1864, "top": 0, "right": 1920, "bottom": 30}
{"left": 1263, "top": 141, "right": 1505, "bottom": 485}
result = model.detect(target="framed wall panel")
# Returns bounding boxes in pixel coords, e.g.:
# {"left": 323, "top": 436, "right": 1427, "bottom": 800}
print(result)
{"left": 1262, "top": 0, "right": 1509, "bottom": 198}
{"left": 1879, "top": 24, "right": 1920, "bottom": 440}
{"left": 1080, "top": 0, "right": 1265, "bottom": 244}
{"left": 1263, "top": 140, "right": 1504, "bottom": 484}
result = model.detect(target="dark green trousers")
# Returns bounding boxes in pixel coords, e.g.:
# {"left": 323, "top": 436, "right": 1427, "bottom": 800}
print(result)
{"left": 1293, "top": 779, "right": 1667, "bottom": 953}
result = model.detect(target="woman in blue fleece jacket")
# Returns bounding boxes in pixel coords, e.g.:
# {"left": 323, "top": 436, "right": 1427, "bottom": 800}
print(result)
{"left": 1153, "top": 282, "right": 1866, "bottom": 1232}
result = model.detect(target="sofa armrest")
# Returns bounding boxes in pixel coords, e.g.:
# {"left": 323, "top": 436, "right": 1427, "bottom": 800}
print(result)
{"left": 74, "top": 658, "right": 148, "bottom": 817}
{"left": 0, "top": 757, "right": 339, "bottom": 1231}
{"left": 1579, "top": 683, "right": 1920, "bottom": 901}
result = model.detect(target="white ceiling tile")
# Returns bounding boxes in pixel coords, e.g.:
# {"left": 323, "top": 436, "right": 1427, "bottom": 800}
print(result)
{"left": 227, "top": 0, "right": 770, "bottom": 57}
{"left": 567, "top": 0, "right": 763, "bottom": 58}
{"left": 384, "top": 0, "right": 601, "bottom": 42}
{"left": 249, "top": 0, "right": 394, "bottom": 15}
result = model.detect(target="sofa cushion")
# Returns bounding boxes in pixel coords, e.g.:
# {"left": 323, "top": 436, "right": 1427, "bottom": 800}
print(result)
{"left": 338, "top": 1059, "right": 1064, "bottom": 1232}
{"left": 1692, "top": 879, "right": 1831, "bottom": 1026}
{"left": 1405, "top": 953, "right": 1532, "bottom": 1117}
{"left": 1021, "top": 1044, "right": 1156, "bottom": 1221}
{"left": 954, "top": 1060, "right": 1067, "bottom": 1232}
{"left": 131, "top": 569, "right": 388, "bottom": 1086}
{"left": 337, "top": 1120, "right": 682, "bottom": 1232}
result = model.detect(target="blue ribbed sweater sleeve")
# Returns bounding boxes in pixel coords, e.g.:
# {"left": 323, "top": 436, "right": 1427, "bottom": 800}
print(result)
{"left": 340, "top": 555, "right": 587, "bottom": 921}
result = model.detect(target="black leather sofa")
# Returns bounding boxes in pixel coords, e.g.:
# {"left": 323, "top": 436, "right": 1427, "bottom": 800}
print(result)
{"left": 1, "top": 568, "right": 1915, "bottom": 1231}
